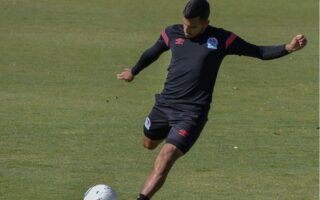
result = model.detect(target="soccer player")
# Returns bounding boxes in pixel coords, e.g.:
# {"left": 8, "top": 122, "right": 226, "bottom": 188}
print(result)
{"left": 117, "top": 0, "right": 307, "bottom": 199}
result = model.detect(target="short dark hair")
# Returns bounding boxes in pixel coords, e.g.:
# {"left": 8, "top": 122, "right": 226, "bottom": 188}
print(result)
{"left": 183, "top": 0, "right": 210, "bottom": 20}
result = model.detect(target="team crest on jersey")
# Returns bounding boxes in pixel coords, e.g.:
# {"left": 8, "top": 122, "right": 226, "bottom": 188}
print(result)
{"left": 207, "top": 37, "right": 218, "bottom": 50}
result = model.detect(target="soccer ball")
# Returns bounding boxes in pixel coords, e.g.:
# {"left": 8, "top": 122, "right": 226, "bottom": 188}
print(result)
{"left": 84, "top": 184, "right": 117, "bottom": 200}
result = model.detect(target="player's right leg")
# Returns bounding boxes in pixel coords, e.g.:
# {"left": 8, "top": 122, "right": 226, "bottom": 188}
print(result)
{"left": 139, "top": 143, "right": 183, "bottom": 199}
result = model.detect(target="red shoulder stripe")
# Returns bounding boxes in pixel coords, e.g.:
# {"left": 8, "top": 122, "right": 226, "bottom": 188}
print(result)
{"left": 225, "top": 33, "right": 237, "bottom": 49}
{"left": 161, "top": 31, "right": 169, "bottom": 47}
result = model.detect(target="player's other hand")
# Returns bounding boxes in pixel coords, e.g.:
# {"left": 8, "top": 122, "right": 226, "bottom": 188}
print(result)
{"left": 286, "top": 34, "right": 307, "bottom": 53}
{"left": 117, "top": 68, "right": 134, "bottom": 82}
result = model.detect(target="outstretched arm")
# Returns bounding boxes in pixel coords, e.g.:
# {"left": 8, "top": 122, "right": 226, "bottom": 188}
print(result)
{"left": 227, "top": 34, "right": 307, "bottom": 60}
{"left": 117, "top": 36, "right": 169, "bottom": 82}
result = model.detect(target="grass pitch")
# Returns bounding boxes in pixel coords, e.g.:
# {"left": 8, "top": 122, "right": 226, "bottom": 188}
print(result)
{"left": 0, "top": 0, "right": 318, "bottom": 199}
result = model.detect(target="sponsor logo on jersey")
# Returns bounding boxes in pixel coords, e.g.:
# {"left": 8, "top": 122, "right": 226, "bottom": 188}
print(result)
{"left": 207, "top": 37, "right": 218, "bottom": 50}
{"left": 175, "top": 38, "right": 185, "bottom": 45}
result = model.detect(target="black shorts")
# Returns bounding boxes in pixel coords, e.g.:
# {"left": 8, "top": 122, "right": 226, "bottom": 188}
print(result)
{"left": 143, "top": 104, "right": 208, "bottom": 154}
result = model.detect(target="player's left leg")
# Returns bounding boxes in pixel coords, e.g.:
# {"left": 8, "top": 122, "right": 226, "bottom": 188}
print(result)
{"left": 139, "top": 143, "right": 183, "bottom": 199}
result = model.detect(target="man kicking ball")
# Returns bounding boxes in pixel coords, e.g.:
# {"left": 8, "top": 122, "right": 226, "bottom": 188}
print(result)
{"left": 117, "top": 0, "right": 307, "bottom": 199}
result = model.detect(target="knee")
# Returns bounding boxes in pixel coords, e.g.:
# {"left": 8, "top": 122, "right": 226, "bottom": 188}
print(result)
{"left": 143, "top": 142, "right": 157, "bottom": 150}
{"left": 153, "top": 144, "right": 184, "bottom": 172}
{"left": 142, "top": 136, "right": 162, "bottom": 150}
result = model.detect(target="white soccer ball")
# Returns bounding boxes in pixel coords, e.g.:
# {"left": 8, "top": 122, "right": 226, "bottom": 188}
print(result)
{"left": 84, "top": 184, "right": 117, "bottom": 200}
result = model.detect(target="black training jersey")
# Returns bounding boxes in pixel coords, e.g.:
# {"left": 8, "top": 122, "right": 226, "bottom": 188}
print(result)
{"left": 131, "top": 24, "right": 289, "bottom": 112}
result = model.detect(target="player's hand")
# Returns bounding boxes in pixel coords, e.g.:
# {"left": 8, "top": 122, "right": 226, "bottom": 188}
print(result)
{"left": 117, "top": 68, "right": 134, "bottom": 82}
{"left": 286, "top": 34, "right": 307, "bottom": 53}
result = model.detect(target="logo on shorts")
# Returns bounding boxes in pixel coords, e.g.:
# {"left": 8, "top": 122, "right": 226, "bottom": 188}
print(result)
{"left": 178, "top": 129, "right": 189, "bottom": 137}
{"left": 207, "top": 37, "right": 218, "bottom": 50}
{"left": 144, "top": 117, "right": 151, "bottom": 130}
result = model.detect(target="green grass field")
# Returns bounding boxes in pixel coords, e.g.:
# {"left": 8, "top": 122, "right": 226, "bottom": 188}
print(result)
{"left": 0, "top": 0, "right": 318, "bottom": 199}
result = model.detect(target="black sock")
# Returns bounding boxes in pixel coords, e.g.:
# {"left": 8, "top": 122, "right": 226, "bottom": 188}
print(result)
{"left": 137, "top": 193, "right": 150, "bottom": 200}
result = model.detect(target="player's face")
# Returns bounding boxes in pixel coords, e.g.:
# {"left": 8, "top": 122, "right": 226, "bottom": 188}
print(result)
{"left": 183, "top": 17, "right": 209, "bottom": 39}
